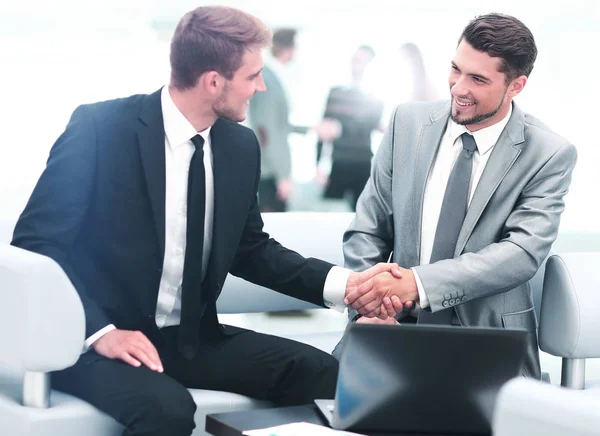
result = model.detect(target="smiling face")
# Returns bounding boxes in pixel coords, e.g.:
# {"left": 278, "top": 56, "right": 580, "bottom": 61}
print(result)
{"left": 449, "top": 39, "right": 525, "bottom": 131}
{"left": 212, "top": 48, "right": 266, "bottom": 122}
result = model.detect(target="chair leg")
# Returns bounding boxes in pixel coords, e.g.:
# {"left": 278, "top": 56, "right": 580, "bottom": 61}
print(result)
{"left": 23, "top": 371, "right": 50, "bottom": 408}
{"left": 561, "top": 358, "right": 586, "bottom": 390}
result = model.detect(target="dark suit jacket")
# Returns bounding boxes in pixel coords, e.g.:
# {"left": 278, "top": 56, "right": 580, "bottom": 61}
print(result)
{"left": 12, "top": 88, "right": 333, "bottom": 340}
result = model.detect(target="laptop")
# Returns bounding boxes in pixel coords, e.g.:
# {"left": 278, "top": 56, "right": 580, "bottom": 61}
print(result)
{"left": 315, "top": 323, "right": 528, "bottom": 435}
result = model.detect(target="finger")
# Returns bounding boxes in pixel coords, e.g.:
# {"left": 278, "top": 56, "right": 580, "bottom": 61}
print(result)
{"left": 377, "top": 303, "right": 389, "bottom": 320}
{"left": 136, "top": 342, "right": 164, "bottom": 372}
{"left": 362, "top": 262, "right": 394, "bottom": 281}
{"left": 382, "top": 297, "right": 399, "bottom": 317}
{"left": 345, "top": 278, "right": 374, "bottom": 306}
{"left": 364, "top": 306, "right": 390, "bottom": 320}
{"left": 119, "top": 352, "right": 142, "bottom": 368}
{"left": 135, "top": 334, "right": 163, "bottom": 371}
{"left": 128, "top": 345, "right": 161, "bottom": 372}
{"left": 389, "top": 264, "right": 404, "bottom": 279}
{"left": 391, "top": 296, "right": 405, "bottom": 313}
{"left": 357, "top": 299, "right": 383, "bottom": 316}
{"left": 356, "top": 315, "right": 379, "bottom": 325}
{"left": 348, "top": 290, "right": 379, "bottom": 313}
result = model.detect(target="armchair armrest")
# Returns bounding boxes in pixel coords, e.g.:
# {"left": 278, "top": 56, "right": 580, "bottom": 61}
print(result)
{"left": 0, "top": 244, "right": 85, "bottom": 406}
{"left": 540, "top": 252, "right": 600, "bottom": 359}
{"left": 493, "top": 378, "right": 600, "bottom": 436}
{"left": 539, "top": 252, "right": 600, "bottom": 389}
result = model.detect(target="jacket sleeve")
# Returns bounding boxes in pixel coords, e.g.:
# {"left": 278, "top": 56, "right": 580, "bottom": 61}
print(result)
{"left": 11, "top": 105, "right": 113, "bottom": 336}
{"left": 229, "top": 134, "right": 332, "bottom": 307}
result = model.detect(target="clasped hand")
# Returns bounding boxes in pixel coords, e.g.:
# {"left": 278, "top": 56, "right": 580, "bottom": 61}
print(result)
{"left": 345, "top": 263, "right": 419, "bottom": 320}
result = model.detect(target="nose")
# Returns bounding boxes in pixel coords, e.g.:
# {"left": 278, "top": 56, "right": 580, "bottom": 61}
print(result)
{"left": 450, "top": 75, "right": 468, "bottom": 98}
{"left": 256, "top": 75, "right": 267, "bottom": 93}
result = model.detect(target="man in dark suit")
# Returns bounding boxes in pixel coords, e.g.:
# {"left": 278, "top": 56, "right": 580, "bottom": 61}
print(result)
{"left": 11, "top": 6, "right": 395, "bottom": 436}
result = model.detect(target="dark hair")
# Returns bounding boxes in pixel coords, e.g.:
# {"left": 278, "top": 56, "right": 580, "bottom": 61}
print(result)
{"left": 459, "top": 13, "right": 537, "bottom": 83}
{"left": 357, "top": 45, "right": 376, "bottom": 59}
{"left": 170, "top": 6, "right": 271, "bottom": 90}
{"left": 271, "top": 28, "right": 296, "bottom": 56}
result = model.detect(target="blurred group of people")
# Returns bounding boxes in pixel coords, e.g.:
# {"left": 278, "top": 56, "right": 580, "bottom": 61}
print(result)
{"left": 248, "top": 31, "right": 438, "bottom": 212}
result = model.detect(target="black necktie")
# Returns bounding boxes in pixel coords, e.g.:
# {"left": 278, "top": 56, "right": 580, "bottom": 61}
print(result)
{"left": 418, "top": 133, "right": 477, "bottom": 325}
{"left": 179, "top": 134, "right": 206, "bottom": 359}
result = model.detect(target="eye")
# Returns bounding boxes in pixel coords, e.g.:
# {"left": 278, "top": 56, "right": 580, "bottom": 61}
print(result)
{"left": 473, "top": 76, "right": 484, "bottom": 83}
{"left": 451, "top": 64, "right": 459, "bottom": 71}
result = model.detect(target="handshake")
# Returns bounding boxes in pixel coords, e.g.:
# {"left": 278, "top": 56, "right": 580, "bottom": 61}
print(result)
{"left": 344, "top": 263, "right": 420, "bottom": 320}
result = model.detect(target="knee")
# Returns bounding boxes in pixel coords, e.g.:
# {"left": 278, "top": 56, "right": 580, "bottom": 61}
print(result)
{"left": 316, "top": 353, "right": 339, "bottom": 387}
{"left": 294, "top": 350, "right": 339, "bottom": 400}
{"left": 129, "top": 388, "right": 196, "bottom": 436}
{"left": 160, "top": 392, "right": 196, "bottom": 434}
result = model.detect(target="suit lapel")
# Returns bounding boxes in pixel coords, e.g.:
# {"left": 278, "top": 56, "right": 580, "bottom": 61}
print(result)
{"left": 413, "top": 105, "right": 449, "bottom": 261}
{"left": 137, "top": 89, "right": 166, "bottom": 259}
{"left": 455, "top": 105, "right": 525, "bottom": 255}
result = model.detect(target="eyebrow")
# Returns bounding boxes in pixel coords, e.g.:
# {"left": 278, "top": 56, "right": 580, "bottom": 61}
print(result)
{"left": 247, "top": 68, "right": 263, "bottom": 79}
{"left": 451, "top": 61, "right": 492, "bottom": 83}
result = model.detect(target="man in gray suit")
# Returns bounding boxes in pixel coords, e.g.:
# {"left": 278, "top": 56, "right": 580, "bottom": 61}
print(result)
{"left": 335, "top": 13, "right": 577, "bottom": 379}
{"left": 248, "top": 28, "right": 306, "bottom": 212}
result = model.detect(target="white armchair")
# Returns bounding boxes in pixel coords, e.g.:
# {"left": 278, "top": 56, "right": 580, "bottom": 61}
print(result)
{"left": 493, "top": 252, "right": 600, "bottom": 435}
{"left": 539, "top": 253, "right": 600, "bottom": 389}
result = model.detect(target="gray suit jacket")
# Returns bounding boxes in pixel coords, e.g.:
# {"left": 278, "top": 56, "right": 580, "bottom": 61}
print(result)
{"left": 343, "top": 100, "right": 577, "bottom": 378}
{"left": 248, "top": 65, "right": 304, "bottom": 181}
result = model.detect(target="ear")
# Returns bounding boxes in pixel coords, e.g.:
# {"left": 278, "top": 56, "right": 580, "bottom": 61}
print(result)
{"left": 198, "top": 71, "right": 225, "bottom": 96}
{"left": 508, "top": 75, "right": 527, "bottom": 98}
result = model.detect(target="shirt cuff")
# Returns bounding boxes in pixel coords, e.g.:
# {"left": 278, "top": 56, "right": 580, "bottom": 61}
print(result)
{"left": 82, "top": 324, "right": 116, "bottom": 354}
{"left": 411, "top": 267, "right": 430, "bottom": 309}
{"left": 323, "top": 266, "right": 351, "bottom": 313}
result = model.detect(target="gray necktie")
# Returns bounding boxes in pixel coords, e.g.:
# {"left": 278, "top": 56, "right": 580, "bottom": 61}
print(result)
{"left": 418, "top": 133, "right": 477, "bottom": 325}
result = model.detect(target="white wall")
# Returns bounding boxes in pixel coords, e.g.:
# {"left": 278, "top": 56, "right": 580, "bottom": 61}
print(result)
{"left": 1, "top": 0, "right": 598, "bottom": 234}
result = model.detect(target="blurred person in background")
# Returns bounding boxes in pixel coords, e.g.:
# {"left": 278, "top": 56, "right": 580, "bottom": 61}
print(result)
{"left": 248, "top": 28, "right": 305, "bottom": 212}
{"left": 398, "top": 42, "right": 439, "bottom": 102}
{"left": 316, "top": 45, "right": 384, "bottom": 211}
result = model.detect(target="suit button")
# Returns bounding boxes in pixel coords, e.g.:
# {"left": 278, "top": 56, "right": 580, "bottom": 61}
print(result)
{"left": 442, "top": 301, "right": 449, "bottom": 307}
{"left": 461, "top": 296, "right": 467, "bottom": 302}
{"left": 449, "top": 299, "right": 456, "bottom": 305}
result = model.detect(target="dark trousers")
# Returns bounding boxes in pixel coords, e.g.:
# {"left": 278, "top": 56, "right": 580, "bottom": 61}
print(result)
{"left": 258, "top": 178, "right": 287, "bottom": 212}
{"left": 53, "top": 325, "right": 338, "bottom": 436}
{"left": 324, "top": 160, "right": 372, "bottom": 211}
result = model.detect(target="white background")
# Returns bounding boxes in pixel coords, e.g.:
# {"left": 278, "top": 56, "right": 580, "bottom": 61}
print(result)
{"left": 1, "top": 0, "right": 598, "bottom": 234}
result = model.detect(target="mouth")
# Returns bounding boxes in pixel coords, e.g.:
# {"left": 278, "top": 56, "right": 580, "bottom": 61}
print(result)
{"left": 454, "top": 97, "right": 475, "bottom": 109}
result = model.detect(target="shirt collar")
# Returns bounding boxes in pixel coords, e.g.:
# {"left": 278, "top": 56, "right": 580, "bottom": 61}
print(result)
{"left": 447, "top": 103, "right": 513, "bottom": 156}
{"left": 161, "top": 86, "right": 211, "bottom": 149}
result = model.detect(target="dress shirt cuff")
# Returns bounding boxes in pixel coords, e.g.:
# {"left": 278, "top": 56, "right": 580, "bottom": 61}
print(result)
{"left": 411, "top": 267, "right": 430, "bottom": 309}
{"left": 82, "top": 324, "right": 116, "bottom": 354}
{"left": 323, "top": 266, "right": 351, "bottom": 313}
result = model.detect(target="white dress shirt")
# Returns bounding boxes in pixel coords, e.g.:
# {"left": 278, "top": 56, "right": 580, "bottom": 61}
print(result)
{"left": 414, "top": 106, "right": 513, "bottom": 308}
{"left": 83, "top": 87, "right": 348, "bottom": 351}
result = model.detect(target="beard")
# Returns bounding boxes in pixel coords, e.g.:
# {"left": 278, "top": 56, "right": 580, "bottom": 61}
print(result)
{"left": 212, "top": 82, "right": 245, "bottom": 123}
{"left": 450, "top": 90, "right": 506, "bottom": 126}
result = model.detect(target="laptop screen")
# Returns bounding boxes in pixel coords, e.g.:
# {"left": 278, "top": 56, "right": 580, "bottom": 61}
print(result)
{"left": 331, "top": 324, "right": 527, "bottom": 434}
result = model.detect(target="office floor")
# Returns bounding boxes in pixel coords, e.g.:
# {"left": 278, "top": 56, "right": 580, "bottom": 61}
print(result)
{"left": 219, "top": 310, "right": 600, "bottom": 386}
